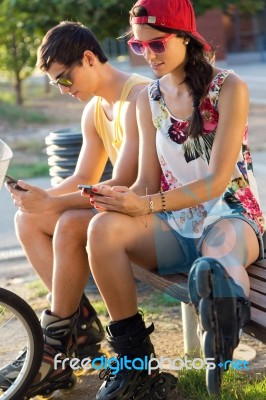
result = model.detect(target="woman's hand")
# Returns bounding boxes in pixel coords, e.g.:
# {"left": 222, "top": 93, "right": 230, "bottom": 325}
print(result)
{"left": 83, "top": 185, "right": 149, "bottom": 216}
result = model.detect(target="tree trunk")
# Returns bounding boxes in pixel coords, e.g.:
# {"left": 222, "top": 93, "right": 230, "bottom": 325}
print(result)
{"left": 15, "top": 76, "right": 23, "bottom": 106}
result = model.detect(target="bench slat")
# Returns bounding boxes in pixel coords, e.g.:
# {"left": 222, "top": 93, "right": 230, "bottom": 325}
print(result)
{"left": 243, "top": 320, "right": 266, "bottom": 343}
{"left": 250, "top": 307, "right": 266, "bottom": 328}
{"left": 132, "top": 264, "right": 190, "bottom": 303}
{"left": 252, "top": 259, "right": 266, "bottom": 271}
{"left": 248, "top": 264, "right": 266, "bottom": 280}
{"left": 249, "top": 276, "right": 266, "bottom": 294}
{"left": 250, "top": 289, "right": 266, "bottom": 311}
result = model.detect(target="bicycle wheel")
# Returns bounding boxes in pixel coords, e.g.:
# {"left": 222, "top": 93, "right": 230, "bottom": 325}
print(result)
{"left": 0, "top": 287, "right": 43, "bottom": 400}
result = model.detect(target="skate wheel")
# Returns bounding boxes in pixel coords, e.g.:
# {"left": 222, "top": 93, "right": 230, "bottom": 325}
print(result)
{"left": 199, "top": 298, "right": 212, "bottom": 331}
{"left": 196, "top": 261, "right": 211, "bottom": 298}
{"left": 151, "top": 373, "right": 177, "bottom": 399}
{"left": 66, "top": 374, "right": 77, "bottom": 389}
{"left": 203, "top": 331, "right": 215, "bottom": 360}
{"left": 206, "top": 366, "right": 222, "bottom": 396}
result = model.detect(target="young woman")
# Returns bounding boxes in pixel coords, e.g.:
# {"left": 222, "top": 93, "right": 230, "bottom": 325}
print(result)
{"left": 86, "top": 0, "right": 265, "bottom": 398}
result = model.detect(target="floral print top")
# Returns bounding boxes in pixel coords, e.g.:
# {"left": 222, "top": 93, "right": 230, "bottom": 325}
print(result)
{"left": 148, "top": 69, "right": 265, "bottom": 238}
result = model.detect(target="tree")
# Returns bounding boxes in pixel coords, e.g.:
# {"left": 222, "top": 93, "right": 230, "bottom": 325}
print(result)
{"left": 192, "top": 0, "right": 265, "bottom": 15}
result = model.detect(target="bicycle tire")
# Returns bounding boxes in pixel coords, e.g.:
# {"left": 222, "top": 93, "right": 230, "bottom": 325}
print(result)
{"left": 0, "top": 287, "right": 43, "bottom": 400}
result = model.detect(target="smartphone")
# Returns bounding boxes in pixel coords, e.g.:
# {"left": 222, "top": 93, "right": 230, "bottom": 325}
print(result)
{"left": 4, "top": 174, "right": 28, "bottom": 191}
{"left": 78, "top": 184, "right": 103, "bottom": 196}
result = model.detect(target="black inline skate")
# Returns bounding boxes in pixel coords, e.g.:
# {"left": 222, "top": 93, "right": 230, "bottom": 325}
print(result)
{"left": 96, "top": 312, "right": 177, "bottom": 400}
{"left": 0, "top": 293, "right": 105, "bottom": 388}
{"left": 76, "top": 293, "right": 106, "bottom": 360}
{"left": 47, "top": 292, "right": 106, "bottom": 360}
{"left": 188, "top": 257, "right": 250, "bottom": 396}
{"left": 23, "top": 309, "right": 78, "bottom": 399}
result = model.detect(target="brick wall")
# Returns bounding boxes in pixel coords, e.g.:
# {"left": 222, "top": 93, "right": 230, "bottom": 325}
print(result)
{"left": 196, "top": 9, "right": 226, "bottom": 60}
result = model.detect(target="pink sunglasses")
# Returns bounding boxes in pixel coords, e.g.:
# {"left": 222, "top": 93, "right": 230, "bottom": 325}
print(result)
{"left": 128, "top": 34, "right": 176, "bottom": 55}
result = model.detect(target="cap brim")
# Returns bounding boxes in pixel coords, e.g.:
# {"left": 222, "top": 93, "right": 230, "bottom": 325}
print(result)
{"left": 192, "top": 31, "right": 211, "bottom": 51}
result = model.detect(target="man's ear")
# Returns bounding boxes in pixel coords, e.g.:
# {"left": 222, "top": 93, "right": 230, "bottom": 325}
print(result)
{"left": 83, "top": 50, "right": 94, "bottom": 67}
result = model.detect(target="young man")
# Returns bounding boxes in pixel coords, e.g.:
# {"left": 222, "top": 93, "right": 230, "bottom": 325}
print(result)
{"left": 3, "top": 21, "right": 151, "bottom": 397}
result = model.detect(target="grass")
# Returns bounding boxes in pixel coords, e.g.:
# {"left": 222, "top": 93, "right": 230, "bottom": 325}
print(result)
{"left": 26, "top": 280, "right": 49, "bottom": 300}
{"left": 175, "top": 367, "right": 266, "bottom": 400}
{"left": 7, "top": 162, "right": 49, "bottom": 179}
{"left": 0, "top": 101, "right": 49, "bottom": 127}
{"left": 6, "top": 137, "right": 50, "bottom": 178}
{"left": 138, "top": 290, "right": 180, "bottom": 315}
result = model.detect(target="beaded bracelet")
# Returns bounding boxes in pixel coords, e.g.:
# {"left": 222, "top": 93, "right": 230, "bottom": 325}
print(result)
{"left": 160, "top": 191, "right": 166, "bottom": 212}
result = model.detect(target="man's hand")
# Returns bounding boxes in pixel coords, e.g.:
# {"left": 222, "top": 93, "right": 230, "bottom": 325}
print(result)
{"left": 5, "top": 180, "right": 55, "bottom": 214}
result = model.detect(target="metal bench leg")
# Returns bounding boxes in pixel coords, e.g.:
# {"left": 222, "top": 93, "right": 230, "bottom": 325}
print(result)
{"left": 181, "top": 302, "right": 200, "bottom": 357}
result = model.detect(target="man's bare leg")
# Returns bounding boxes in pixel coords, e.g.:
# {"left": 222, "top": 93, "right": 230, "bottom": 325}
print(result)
{"left": 15, "top": 211, "right": 59, "bottom": 289}
{"left": 51, "top": 209, "right": 96, "bottom": 317}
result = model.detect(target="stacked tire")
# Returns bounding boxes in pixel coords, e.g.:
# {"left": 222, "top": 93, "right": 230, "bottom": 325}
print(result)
{"left": 45, "top": 129, "right": 112, "bottom": 186}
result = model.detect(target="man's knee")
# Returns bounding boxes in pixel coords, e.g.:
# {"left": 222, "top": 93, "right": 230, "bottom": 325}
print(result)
{"left": 55, "top": 209, "right": 95, "bottom": 241}
{"left": 15, "top": 210, "right": 38, "bottom": 240}
{"left": 15, "top": 210, "right": 58, "bottom": 242}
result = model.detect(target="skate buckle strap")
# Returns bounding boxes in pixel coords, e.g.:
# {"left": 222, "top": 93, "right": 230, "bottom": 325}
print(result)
{"left": 107, "top": 323, "right": 154, "bottom": 355}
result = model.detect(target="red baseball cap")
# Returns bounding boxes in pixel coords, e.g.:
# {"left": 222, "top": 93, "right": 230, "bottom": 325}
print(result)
{"left": 130, "top": 0, "right": 211, "bottom": 51}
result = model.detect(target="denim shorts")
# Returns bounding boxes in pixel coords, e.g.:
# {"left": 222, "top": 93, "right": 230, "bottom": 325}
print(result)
{"left": 153, "top": 213, "right": 264, "bottom": 275}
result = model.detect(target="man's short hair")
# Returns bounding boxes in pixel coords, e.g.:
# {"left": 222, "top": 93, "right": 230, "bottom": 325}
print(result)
{"left": 37, "top": 21, "right": 108, "bottom": 71}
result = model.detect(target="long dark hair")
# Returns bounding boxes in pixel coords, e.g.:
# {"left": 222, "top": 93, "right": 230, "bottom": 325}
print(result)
{"left": 130, "top": 6, "right": 215, "bottom": 139}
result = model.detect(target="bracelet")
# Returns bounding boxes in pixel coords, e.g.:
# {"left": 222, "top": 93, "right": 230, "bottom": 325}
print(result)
{"left": 160, "top": 191, "right": 166, "bottom": 212}
{"left": 148, "top": 195, "right": 154, "bottom": 214}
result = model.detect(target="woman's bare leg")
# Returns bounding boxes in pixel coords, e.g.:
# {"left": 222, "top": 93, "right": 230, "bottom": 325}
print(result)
{"left": 88, "top": 212, "right": 162, "bottom": 321}
{"left": 200, "top": 218, "right": 260, "bottom": 296}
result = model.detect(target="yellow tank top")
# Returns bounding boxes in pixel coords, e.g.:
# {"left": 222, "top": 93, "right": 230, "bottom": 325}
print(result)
{"left": 94, "top": 73, "right": 151, "bottom": 165}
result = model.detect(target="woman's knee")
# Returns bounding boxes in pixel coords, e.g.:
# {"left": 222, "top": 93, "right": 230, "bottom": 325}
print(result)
{"left": 88, "top": 212, "right": 125, "bottom": 248}
{"left": 200, "top": 218, "right": 259, "bottom": 266}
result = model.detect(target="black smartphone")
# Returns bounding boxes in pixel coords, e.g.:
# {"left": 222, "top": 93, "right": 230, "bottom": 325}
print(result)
{"left": 4, "top": 174, "right": 28, "bottom": 191}
{"left": 78, "top": 184, "right": 103, "bottom": 196}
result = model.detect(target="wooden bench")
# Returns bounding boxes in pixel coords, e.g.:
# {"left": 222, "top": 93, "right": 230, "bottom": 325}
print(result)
{"left": 132, "top": 233, "right": 266, "bottom": 345}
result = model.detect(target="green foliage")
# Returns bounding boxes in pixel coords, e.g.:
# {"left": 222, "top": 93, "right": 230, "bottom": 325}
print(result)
{"left": 27, "top": 280, "right": 49, "bottom": 299}
{"left": 177, "top": 368, "right": 266, "bottom": 399}
{"left": 139, "top": 291, "right": 180, "bottom": 315}
{"left": 8, "top": 163, "right": 49, "bottom": 178}
{"left": 192, "top": 0, "right": 265, "bottom": 15}
{"left": 0, "top": 101, "right": 48, "bottom": 126}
